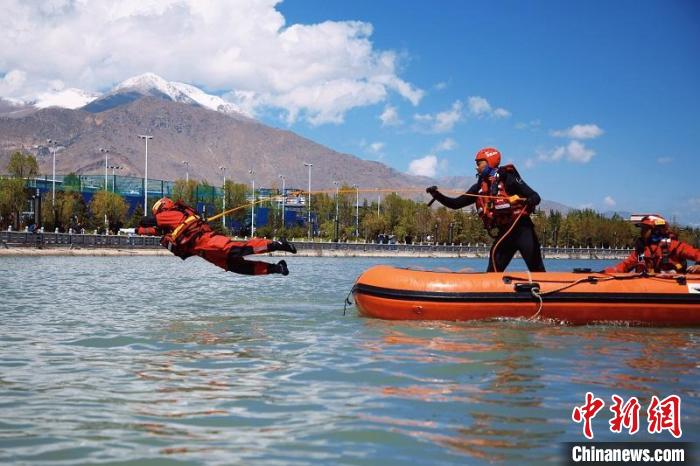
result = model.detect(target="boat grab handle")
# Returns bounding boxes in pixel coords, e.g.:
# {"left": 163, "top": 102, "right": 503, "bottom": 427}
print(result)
{"left": 514, "top": 283, "right": 541, "bottom": 293}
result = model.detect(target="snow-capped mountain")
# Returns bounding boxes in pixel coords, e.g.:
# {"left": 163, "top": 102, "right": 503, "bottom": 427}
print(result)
{"left": 34, "top": 88, "right": 100, "bottom": 109}
{"left": 2, "top": 72, "right": 249, "bottom": 119}
{"left": 84, "top": 73, "right": 249, "bottom": 118}
{"left": 112, "top": 73, "right": 197, "bottom": 105}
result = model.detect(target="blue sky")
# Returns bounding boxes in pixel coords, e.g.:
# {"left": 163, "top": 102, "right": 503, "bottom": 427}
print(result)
{"left": 276, "top": 0, "right": 700, "bottom": 224}
{"left": 1, "top": 0, "right": 699, "bottom": 224}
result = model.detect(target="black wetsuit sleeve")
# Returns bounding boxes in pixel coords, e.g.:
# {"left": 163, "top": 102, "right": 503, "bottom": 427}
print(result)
{"left": 431, "top": 183, "right": 479, "bottom": 209}
{"left": 503, "top": 172, "right": 541, "bottom": 206}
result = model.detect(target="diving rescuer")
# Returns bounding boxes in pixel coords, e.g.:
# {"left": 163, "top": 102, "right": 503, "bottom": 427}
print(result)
{"left": 137, "top": 197, "right": 296, "bottom": 276}
{"left": 604, "top": 214, "right": 700, "bottom": 274}
{"left": 426, "top": 147, "right": 546, "bottom": 272}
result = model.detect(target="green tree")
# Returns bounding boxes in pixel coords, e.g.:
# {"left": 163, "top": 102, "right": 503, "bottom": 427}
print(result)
{"left": 42, "top": 191, "right": 88, "bottom": 231}
{"left": 63, "top": 172, "right": 81, "bottom": 192}
{"left": 90, "top": 190, "right": 128, "bottom": 233}
{"left": 0, "top": 178, "right": 28, "bottom": 229}
{"left": 172, "top": 179, "right": 198, "bottom": 206}
{"left": 7, "top": 152, "right": 39, "bottom": 178}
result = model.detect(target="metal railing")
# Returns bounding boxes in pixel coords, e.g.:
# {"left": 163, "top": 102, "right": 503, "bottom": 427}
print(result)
{"left": 1, "top": 231, "right": 633, "bottom": 258}
{"left": 1, "top": 231, "right": 161, "bottom": 249}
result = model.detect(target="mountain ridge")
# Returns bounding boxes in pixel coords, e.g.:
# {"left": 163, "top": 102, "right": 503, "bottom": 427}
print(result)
{"left": 0, "top": 72, "right": 572, "bottom": 212}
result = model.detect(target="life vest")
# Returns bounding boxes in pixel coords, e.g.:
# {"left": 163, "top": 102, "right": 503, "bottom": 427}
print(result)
{"left": 633, "top": 235, "right": 688, "bottom": 274}
{"left": 474, "top": 164, "right": 528, "bottom": 232}
{"left": 156, "top": 201, "right": 211, "bottom": 259}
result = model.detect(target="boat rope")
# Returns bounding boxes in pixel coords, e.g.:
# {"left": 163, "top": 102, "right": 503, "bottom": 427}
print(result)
{"left": 343, "top": 288, "right": 355, "bottom": 316}
{"left": 207, "top": 187, "right": 515, "bottom": 224}
{"left": 528, "top": 286, "right": 543, "bottom": 321}
{"left": 492, "top": 209, "right": 526, "bottom": 272}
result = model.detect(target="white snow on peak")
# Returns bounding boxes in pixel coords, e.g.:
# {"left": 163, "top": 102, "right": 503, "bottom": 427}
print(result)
{"left": 34, "top": 88, "right": 99, "bottom": 109}
{"left": 170, "top": 82, "right": 248, "bottom": 116}
{"left": 24, "top": 72, "right": 250, "bottom": 118}
{"left": 114, "top": 72, "right": 189, "bottom": 102}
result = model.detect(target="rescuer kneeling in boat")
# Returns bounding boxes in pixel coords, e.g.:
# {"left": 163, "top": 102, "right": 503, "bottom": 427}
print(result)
{"left": 604, "top": 214, "right": 700, "bottom": 274}
{"left": 426, "top": 147, "right": 546, "bottom": 272}
{"left": 136, "top": 197, "right": 296, "bottom": 276}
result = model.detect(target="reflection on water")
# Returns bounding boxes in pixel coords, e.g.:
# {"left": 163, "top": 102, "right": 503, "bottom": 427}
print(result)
{"left": 0, "top": 256, "right": 697, "bottom": 465}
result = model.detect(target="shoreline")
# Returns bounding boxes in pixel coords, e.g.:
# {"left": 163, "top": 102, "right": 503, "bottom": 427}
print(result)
{"left": 0, "top": 246, "right": 624, "bottom": 259}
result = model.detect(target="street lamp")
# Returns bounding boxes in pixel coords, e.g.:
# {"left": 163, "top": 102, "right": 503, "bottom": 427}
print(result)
{"left": 47, "top": 139, "right": 61, "bottom": 205}
{"left": 352, "top": 184, "right": 359, "bottom": 239}
{"left": 249, "top": 168, "right": 255, "bottom": 237}
{"left": 100, "top": 147, "right": 109, "bottom": 191}
{"left": 182, "top": 160, "right": 190, "bottom": 183}
{"left": 279, "top": 174, "right": 286, "bottom": 229}
{"left": 333, "top": 180, "right": 340, "bottom": 242}
{"left": 377, "top": 188, "right": 381, "bottom": 216}
{"left": 108, "top": 165, "right": 122, "bottom": 192}
{"left": 219, "top": 166, "right": 227, "bottom": 229}
{"left": 304, "top": 162, "right": 313, "bottom": 239}
{"left": 138, "top": 135, "right": 153, "bottom": 215}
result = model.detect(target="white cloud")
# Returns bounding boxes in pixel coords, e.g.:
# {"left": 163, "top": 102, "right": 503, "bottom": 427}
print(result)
{"left": 603, "top": 196, "right": 616, "bottom": 207}
{"left": 408, "top": 154, "right": 438, "bottom": 177}
{"left": 434, "top": 82, "right": 448, "bottom": 90}
{"left": 0, "top": 0, "right": 423, "bottom": 125}
{"left": 369, "top": 142, "right": 385, "bottom": 154}
{"left": 379, "top": 105, "right": 401, "bottom": 126}
{"left": 515, "top": 119, "right": 541, "bottom": 130}
{"left": 0, "top": 70, "right": 27, "bottom": 97}
{"left": 657, "top": 157, "right": 673, "bottom": 164}
{"left": 535, "top": 141, "right": 595, "bottom": 165}
{"left": 551, "top": 124, "right": 604, "bottom": 139}
{"left": 467, "top": 96, "right": 510, "bottom": 119}
{"left": 433, "top": 138, "right": 456, "bottom": 152}
{"left": 413, "top": 100, "right": 462, "bottom": 133}
{"left": 566, "top": 140, "right": 595, "bottom": 163}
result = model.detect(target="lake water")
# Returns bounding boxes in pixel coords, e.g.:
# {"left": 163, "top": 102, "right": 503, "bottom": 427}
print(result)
{"left": 0, "top": 255, "right": 698, "bottom": 465}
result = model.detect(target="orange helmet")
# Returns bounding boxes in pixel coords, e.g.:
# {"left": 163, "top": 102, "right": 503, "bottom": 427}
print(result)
{"left": 631, "top": 214, "right": 667, "bottom": 229}
{"left": 151, "top": 197, "right": 174, "bottom": 216}
{"left": 475, "top": 147, "right": 501, "bottom": 168}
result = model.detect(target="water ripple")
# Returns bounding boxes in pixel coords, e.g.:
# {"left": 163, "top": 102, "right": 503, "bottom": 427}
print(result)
{"left": 1, "top": 256, "right": 697, "bottom": 465}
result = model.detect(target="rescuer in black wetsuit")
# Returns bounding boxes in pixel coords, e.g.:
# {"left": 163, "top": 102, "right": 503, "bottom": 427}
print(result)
{"left": 426, "top": 147, "right": 546, "bottom": 272}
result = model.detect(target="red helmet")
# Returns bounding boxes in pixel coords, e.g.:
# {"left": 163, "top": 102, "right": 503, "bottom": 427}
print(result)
{"left": 475, "top": 147, "right": 501, "bottom": 168}
{"left": 152, "top": 197, "right": 174, "bottom": 216}
{"left": 632, "top": 214, "right": 667, "bottom": 229}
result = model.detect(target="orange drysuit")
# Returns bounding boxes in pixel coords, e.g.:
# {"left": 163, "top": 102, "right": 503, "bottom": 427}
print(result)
{"left": 137, "top": 197, "right": 294, "bottom": 275}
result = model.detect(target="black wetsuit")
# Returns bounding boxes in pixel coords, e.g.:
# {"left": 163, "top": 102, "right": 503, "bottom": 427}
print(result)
{"left": 430, "top": 168, "right": 546, "bottom": 272}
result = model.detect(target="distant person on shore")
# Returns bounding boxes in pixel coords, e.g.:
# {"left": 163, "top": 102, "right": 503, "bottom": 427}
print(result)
{"left": 426, "top": 147, "right": 545, "bottom": 272}
{"left": 136, "top": 197, "right": 296, "bottom": 276}
{"left": 604, "top": 214, "right": 700, "bottom": 274}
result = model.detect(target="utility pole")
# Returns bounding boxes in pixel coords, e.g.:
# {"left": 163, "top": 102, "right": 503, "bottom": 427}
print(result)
{"left": 249, "top": 168, "right": 255, "bottom": 237}
{"left": 352, "top": 184, "right": 359, "bottom": 239}
{"left": 100, "top": 147, "right": 109, "bottom": 191}
{"left": 182, "top": 160, "right": 190, "bottom": 183}
{"left": 138, "top": 135, "right": 153, "bottom": 215}
{"left": 219, "top": 166, "right": 227, "bottom": 230}
{"left": 48, "top": 139, "right": 60, "bottom": 205}
{"left": 304, "top": 162, "right": 313, "bottom": 239}
{"left": 279, "top": 174, "right": 286, "bottom": 229}
{"left": 333, "top": 180, "right": 340, "bottom": 242}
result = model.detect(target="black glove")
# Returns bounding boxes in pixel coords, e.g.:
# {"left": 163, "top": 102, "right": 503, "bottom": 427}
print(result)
{"left": 426, "top": 185, "right": 438, "bottom": 196}
{"left": 525, "top": 197, "right": 537, "bottom": 212}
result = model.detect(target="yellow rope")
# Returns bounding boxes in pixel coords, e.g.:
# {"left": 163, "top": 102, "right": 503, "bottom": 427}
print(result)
{"left": 207, "top": 187, "right": 515, "bottom": 223}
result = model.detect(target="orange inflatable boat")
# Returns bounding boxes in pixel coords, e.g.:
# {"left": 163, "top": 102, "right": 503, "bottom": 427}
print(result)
{"left": 352, "top": 266, "right": 700, "bottom": 326}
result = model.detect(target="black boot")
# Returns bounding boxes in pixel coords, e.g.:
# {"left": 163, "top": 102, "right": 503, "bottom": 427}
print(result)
{"left": 269, "top": 260, "right": 289, "bottom": 276}
{"left": 270, "top": 237, "right": 297, "bottom": 254}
